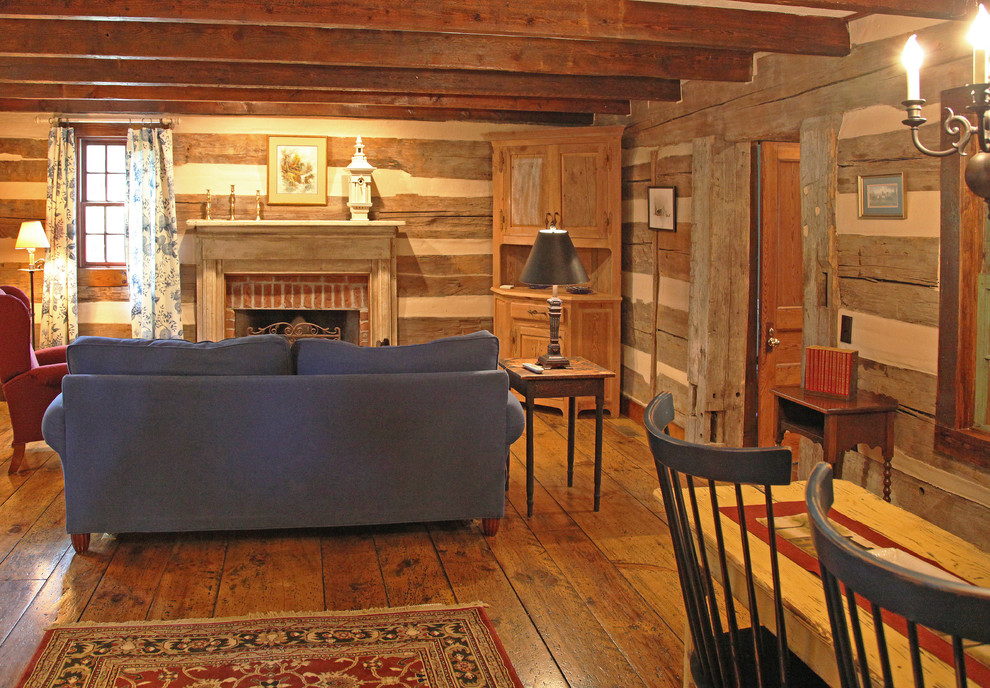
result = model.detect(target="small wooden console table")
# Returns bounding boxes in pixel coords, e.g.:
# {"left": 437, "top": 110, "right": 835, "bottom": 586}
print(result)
{"left": 771, "top": 386, "right": 898, "bottom": 501}
{"left": 500, "top": 357, "right": 615, "bottom": 517}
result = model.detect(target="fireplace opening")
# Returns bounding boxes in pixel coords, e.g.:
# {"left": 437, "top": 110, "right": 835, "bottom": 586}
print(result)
{"left": 235, "top": 309, "right": 360, "bottom": 344}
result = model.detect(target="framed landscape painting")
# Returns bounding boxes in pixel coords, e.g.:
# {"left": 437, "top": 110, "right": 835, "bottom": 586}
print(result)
{"left": 267, "top": 136, "right": 327, "bottom": 205}
{"left": 858, "top": 173, "right": 904, "bottom": 218}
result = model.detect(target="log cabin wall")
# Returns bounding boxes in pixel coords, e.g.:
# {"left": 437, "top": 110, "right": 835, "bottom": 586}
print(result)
{"left": 0, "top": 115, "right": 525, "bottom": 345}
{"left": 621, "top": 15, "right": 990, "bottom": 549}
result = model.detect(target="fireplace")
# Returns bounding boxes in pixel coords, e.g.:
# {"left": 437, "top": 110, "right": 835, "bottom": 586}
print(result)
{"left": 189, "top": 220, "right": 402, "bottom": 345}
{"left": 226, "top": 273, "right": 367, "bottom": 344}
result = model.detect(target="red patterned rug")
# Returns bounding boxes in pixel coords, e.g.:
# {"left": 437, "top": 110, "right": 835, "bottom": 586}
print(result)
{"left": 16, "top": 604, "right": 524, "bottom": 688}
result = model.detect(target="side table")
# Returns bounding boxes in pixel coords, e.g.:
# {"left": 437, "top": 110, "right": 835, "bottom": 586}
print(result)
{"left": 771, "top": 386, "right": 898, "bottom": 501}
{"left": 500, "top": 357, "right": 616, "bottom": 517}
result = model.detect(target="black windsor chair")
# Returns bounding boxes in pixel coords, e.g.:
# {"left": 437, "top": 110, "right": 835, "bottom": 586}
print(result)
{"left": 806, "top": 462, "right": 990, "bottom": 688}
{"left": 644, "top": 391, "right": 827, "bottom": 688}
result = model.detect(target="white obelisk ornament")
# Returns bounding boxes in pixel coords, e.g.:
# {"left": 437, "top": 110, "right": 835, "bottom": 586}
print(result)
{"left": 346, "top": 137, "right": 376, "bottom": 221}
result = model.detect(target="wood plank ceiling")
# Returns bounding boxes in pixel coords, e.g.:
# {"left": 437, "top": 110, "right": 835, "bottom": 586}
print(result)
{"left": 0, "top": 0, "right": 976, "bottom": 124}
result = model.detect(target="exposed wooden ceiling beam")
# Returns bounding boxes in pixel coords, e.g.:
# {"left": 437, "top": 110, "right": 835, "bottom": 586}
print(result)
{"left": 0, "top": 18, "right": 754, "bottom": 83}
{"left": 0, "top": 98, "right": 595, "bottom": 124}
{"left": 0, "top": 56, "right": 682, "bottom": 102}
{"left": 723, "top": 0, "right": 975, "bottom": 19}
{"left": 0, "top": 0, "right": 851, "bottom": 56}
{"left": 0, "top": 83, "right": 630, "bottom": 115}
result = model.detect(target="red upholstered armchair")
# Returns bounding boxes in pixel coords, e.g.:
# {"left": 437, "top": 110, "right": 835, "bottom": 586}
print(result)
{"left": 0, "top": 285, "right": 67, "bottom": 473}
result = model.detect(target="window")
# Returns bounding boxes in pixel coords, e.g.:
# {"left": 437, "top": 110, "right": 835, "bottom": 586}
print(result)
{"left": 79, "top": 137, "right": 127, "bottom": 267}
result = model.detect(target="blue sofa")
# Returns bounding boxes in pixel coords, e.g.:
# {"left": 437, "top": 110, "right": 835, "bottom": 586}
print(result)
{"left": 42, "top": 331, "right": 525, "bottom": 553}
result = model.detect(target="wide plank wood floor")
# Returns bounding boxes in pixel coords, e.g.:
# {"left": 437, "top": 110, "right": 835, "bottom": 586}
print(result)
{"left": 0, "top": 402, "right": 686, "bottom": 688}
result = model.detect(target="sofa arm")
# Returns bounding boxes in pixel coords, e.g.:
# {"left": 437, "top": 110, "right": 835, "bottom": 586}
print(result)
{"left": 506, "top": 390, "right": 524, "bottom": 446}
{"left": 41, "top": 393, "right": 66, "bottom": 457}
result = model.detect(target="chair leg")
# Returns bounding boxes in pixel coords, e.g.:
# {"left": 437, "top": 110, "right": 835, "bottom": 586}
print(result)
{"left": 70, "top": 533, "right": 91, "bottom": 554}
{"left": 481, "top": 518, "right": 501, "bottom": 536}
{"left": 8, "top": 443, "right": 25, "bottom": 474}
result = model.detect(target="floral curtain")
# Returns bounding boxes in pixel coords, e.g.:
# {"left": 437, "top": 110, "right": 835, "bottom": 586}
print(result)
{"left": 125, "top": 127, "right": 183, "bottom": 339}
{"left": 40, "top": 126, "right": 78, "bottom": 347}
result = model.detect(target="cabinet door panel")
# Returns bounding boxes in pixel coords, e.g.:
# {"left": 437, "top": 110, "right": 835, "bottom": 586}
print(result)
{"left": 502, "top": 145, "right": 555, "bottom": 237}
{"left": 517, "top": 324, "right": 551, "bottom": 361}
{"left": 558, "top": 143, "right": 609, "bottom": 241}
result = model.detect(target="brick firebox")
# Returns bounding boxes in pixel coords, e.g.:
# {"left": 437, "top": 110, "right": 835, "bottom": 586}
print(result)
{"left": 225, "top": 274, "right": 370, "bottom": 345}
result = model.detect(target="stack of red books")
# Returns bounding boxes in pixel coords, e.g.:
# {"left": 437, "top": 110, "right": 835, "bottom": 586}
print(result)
{"left": 804, "top": 346, "right": 858, "bottom": 399}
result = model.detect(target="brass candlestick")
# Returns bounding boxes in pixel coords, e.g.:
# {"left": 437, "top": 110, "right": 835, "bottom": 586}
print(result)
{"left": 255, "top": 190, "right": 262, "bottom": 220}
{"left": 228, "top": 184, "right": 235, "bottom": 220}
{"left": 205, "top": 189, "right": 212, "bottom": 220}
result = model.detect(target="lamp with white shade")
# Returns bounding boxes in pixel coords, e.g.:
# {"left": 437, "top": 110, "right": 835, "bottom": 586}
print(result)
{"left": 16, "top": 220, "right": 49, "bottom": 268}
{"left": 15, "top": 220, "right": 50, "bottom": 346}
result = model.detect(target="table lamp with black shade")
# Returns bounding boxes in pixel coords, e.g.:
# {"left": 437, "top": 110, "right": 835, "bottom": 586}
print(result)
{"left": 15, "top": 220, "right": 49, "bottom": 348}
{"left": 519, "top": 214, "right": 589, "bottom": 369}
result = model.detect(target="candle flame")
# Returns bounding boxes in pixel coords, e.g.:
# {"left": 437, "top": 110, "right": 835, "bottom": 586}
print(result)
{"left": 902, "top": 34, "right": 924, "bottom": 71}
{"left": 969, "top": 4, "right": 990, "bottom": 49}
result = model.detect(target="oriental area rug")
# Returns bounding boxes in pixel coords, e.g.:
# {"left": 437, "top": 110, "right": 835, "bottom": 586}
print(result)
{"left": 16, "top": 604, "right": 524, "bottom": 688}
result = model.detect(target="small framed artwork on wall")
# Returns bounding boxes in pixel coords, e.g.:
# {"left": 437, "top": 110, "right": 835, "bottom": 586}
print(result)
{"left": 267, "top": 136, "right": 327, "bottom": 205}
{"left": 858, "top": 173, "right": 904, "bottom": 218}
{"left": 648, "top": 186, "right": 677, "bottom": 230}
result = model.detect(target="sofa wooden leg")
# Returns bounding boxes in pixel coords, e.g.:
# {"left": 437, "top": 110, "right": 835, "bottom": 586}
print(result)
{"left": 481, "top": 518, "right": 500, "bottom": 536}
{"left": 70, "top": 533, "right": 91, "bottom": 554}
{"left": 8, "top": 443, "right": 25, "bottom": 474}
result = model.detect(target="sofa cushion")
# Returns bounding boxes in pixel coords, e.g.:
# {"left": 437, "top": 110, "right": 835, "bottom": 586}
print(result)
{"left": 295, "top": 330, "right": 499, "bottom": 375}
{"left": 67, "top": 335, "right": 293, "bottom": 376}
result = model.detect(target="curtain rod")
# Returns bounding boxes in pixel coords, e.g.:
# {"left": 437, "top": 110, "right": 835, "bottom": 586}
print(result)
{"left": 38, "top": 115, "right": 176, "bottom": 127}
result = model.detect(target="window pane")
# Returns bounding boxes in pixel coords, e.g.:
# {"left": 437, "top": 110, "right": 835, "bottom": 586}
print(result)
{"left": 85, "top": 206, "right": 105, "bottom": 235}
{"left": 106, "top": 205, "right": 126, "bottom": 234}
{"left": 86, "top": 235, "right": 105, "bottom": 264}
{"left": 105, "top": 234, "right": 126, "bottom": 264}
{"left": 86, "top": 174, "right": 106, "bottom": 202}
{"left": 106, "top": 173, "right": 126, "bottom": 202}
{"left": 86, "top": 145, "right": 106, "bottom": 173}
{"left": 107, "top": 145, "right": 126, "bottom": 173}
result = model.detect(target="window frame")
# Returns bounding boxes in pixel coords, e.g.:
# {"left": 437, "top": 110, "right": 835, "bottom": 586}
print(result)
{"left": 76, "top": 126, "right": 128, "bottom": 269}
{"left": 934, "top": 86, "right": 990, "bottom": 468}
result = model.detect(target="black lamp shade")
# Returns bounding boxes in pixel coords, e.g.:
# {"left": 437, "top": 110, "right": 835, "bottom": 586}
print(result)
{"left": 520, "top": 228, "right": 589, "bottom": 286}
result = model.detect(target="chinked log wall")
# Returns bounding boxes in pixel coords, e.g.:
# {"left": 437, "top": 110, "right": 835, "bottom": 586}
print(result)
{"left": 0, "top": 121, "right": 501, "bottom": 345}
{"left": 620, "top": 18, "right": 990, "bottom": 549}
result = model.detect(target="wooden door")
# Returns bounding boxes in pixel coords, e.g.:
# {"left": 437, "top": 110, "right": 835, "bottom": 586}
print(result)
{"left": 757, "top": 142, "right": 804, "bottom": 447}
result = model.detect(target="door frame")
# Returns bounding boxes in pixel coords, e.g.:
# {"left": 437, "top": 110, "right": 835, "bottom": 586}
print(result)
{"left": 745, "top": 140, "right": 803, "bottom": 447}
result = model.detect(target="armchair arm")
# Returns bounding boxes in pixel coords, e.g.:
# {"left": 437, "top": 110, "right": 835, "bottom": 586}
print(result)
{"left": 35, "top": 345, "right": 68, "bottom": 366}
{"left": 18, "top": 362, "right": 69, "bottom": 388}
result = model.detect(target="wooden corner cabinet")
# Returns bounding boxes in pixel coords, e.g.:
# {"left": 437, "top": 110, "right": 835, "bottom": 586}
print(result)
{"left": 486, "top": 125, "right": 623, "bottom": 413}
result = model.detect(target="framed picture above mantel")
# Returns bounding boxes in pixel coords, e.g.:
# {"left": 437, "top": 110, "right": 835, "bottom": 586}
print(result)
{"left": 267, "top": 136, "right": 327, "bottom": 205}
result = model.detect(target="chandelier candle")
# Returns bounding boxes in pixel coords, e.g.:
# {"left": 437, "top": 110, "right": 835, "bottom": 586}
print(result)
{"left": 900, "top": 4, "right": 990, "bottom": 213}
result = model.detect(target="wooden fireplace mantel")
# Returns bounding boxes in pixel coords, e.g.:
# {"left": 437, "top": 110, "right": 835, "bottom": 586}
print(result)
{"left": 188, "top": 219, "right": 403, "bottom": 345}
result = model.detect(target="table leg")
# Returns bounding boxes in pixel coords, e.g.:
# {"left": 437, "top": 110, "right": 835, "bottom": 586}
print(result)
{"left": 882, "top": 457, "right": 892, "bottom": 503}
{"left": 594, "top": 387, "right": 604, "bottom": 512}
{"left": 567, "top": 396, "right": 576, "bottom": 487}
{"left": 526, "top": 394, "right": 535, "bottom": 518}
{"left": 882, "top": 410, "right": 894, "bottom": 502}
{"left": 823, "top": 417, "right": 845, "bottom": 479}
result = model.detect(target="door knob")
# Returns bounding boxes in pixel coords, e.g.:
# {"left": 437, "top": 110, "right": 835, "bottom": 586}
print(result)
{"left": 767, "top": 327, "right": 781, "bottom": 350}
